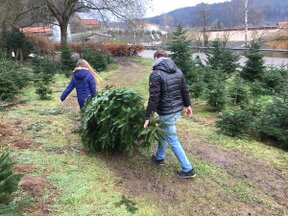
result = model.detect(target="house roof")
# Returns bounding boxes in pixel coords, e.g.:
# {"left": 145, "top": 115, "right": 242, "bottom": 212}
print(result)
{"left": 278, "top": 22, "right": 288, "bottom": 29}
{"left": 81, "top": 19, "right": 99, "bottom": 26}
{"left": 76, "top": 12, "right": 99, "bottom": 20}
{"left": 21, "top": 27, "right": 51, "bottom": 34}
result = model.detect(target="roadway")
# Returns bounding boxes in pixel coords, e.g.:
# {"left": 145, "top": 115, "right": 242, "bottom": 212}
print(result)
{"left": 139, "top": 50, "right": 288, "bottom": 67}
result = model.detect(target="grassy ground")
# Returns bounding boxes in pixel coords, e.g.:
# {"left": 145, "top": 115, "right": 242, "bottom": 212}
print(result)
{"left": 0, "top": 57, "right": 287, "bottom": 216}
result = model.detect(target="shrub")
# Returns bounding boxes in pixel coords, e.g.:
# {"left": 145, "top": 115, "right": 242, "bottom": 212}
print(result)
{"left": 105, "top": 44, "right": 144, "bottom": 56}
{"left": 0, "top": 59, "right": 32, "bottom": 101}
{"left": 27, "top": 35, "right": 55, "bottom": 55}
{"left": 81, "top": 89, "right": 167, "bottom": 153}
{"left": 82, "top": 48, "right": 109, "bottom": 71}
{"left": 254, "top": 97, "right": 288, "bottom": 148}
{"left": 216, "top": 109, "right": 252, "bottom": 137}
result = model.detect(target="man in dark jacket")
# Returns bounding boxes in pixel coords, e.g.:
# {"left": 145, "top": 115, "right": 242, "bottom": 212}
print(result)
{"left": 144, "top": 50, "right": 195, "bottom": 179}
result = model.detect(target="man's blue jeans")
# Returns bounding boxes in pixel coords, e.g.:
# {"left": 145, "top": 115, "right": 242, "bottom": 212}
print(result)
{"left": 155, "top": 112, "right": 193, "bottom": 172}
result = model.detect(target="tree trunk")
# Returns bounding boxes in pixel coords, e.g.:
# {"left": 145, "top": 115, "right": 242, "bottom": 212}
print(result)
{"left": 60, "top": 20, "right": 69, "bottom": 47}
{"left": 19, "top": 49, "right": 23, "bottom": 62}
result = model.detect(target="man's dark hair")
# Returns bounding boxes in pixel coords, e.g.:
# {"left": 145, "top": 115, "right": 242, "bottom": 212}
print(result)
{"left": 154, "top": 50, "right": 168, "bottom": 59}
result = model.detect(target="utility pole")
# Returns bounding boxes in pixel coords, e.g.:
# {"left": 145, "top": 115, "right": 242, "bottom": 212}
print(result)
{"left": 244, "top": 0, "right": 248, "bottom": 46}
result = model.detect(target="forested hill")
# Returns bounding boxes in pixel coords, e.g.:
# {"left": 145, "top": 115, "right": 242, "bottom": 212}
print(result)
{"left": 147, "top": 0, "right": 288, "bottom": 28}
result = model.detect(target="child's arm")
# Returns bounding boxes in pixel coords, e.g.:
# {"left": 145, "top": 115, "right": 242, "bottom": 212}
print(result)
{"left": 88, "top": 74, "right": 96, "bottom": 97}
{"left": 60, "top": 78, "right": 75, "bottom": 101}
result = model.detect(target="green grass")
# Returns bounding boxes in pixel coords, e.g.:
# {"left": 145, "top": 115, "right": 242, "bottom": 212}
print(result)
{"left": 16, "top": 150, "right": 158, "bottom": 216}
{"left": 2, "top": 58, "right": 287, "bottom": 216}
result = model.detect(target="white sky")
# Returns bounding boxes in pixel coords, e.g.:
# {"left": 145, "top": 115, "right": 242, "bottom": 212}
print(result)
{"left": 146, "top": 0, "right": 230, "bottom": 17}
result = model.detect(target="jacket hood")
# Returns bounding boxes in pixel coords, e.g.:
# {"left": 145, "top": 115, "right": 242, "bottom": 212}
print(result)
{"left": 153, "top": 57, "right": 177, "bottom": 74}
{"left": 74, "top": 69, "right": 89, "bottom": 80}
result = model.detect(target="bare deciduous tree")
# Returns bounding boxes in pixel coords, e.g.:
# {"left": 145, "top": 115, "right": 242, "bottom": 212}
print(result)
{"left": 197, "top": 5, "right": 210, "bottom": 46}
{"left": 1, "top": 0, "right": 150, "bottom": 46}
{"left": 41, "top": 0, "right": 150, "bottom": 46}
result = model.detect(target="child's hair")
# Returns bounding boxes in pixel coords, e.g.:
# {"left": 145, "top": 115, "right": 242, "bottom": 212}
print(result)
{"left": 153, "top": 50, "right": 168, "bottom": 59}
{"left": 76, "top": 59, "right": 102, "bottom": 85}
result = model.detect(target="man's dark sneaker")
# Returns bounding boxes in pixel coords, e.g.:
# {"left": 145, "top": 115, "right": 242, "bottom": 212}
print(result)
{"left": 151, "top": 155, "right": 164, "bottom": 166}
{"left": 176, "top": 169, "right": 196, "bottom": 179}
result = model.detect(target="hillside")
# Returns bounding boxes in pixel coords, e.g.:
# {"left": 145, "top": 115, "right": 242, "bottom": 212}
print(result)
{"left": 147, "top": 0, "right": 288, "bottom": 28}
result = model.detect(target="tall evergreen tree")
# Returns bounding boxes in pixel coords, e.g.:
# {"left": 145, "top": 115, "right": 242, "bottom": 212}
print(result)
{"left": 241, "top": 40, "right": 265, "bottom": 82}
{"left": 168, "top": 24, "right": 193, "bottom": 75}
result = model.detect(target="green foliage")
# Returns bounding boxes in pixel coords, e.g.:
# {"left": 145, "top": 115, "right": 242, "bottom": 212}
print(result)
{"left": 260, "top": 66, "right": 288, "bottom": 95}
{"left": 32, "top": 58, "right": 55, "bottom": 100}
{"left": 186, "top": 64, "right": 206, "bottom": 98}
{"left": 82, "top": 48, "right": 111, "bottom": 71}
{"left": 204, "top": 69, "right": 227, "bottom": 111}
{"left": 0, "top": 153, "right": 22, "bottom": 202}
{"left": 253, "top": 97, "right": 288, "bottom": 148}
{"left": 0, "top": 203, "right": 20, "bottom": 216}
{"left": 168, "top": 24, "right": 193, "bottom": 75}
{"left": 61, "top": 45, "right": 76, "bottom": 76}
{"left": 3, "top": 28, "right": 33, "bottom": 60}
{"left": 206, "top": 40, "right": 239, "bottom": 78}
{"left": 0, "top": 59, "right": 32, "bottom": 101}
{"left": 241, "top": 41, "right": 265, "bottom": 82}
{"left": 228, "top": 75, "right": 250, "bottom": 106}
{"left": 216, "top": 109, "right": 252, "bottom": 137}
{"left": 81, "top": 89, "right": 168, "bottom": 153}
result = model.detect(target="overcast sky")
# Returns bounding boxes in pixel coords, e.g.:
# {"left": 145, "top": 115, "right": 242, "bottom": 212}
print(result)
{"left": 146, "top": 0, "right": 230, "bottom": 17}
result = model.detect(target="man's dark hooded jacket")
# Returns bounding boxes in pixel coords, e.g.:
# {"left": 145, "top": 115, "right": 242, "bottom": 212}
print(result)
{"left": 145, "top": 58, "right": 191, "bottom": 118}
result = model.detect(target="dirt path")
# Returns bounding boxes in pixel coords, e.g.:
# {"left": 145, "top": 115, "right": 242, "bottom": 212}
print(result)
{"left": 62, "top": 57, "right": 287, "bottom": 215}
{"left": 2, "top": 57, "right": 287, "bottom": 215}
{"left": 179, "top": 129, "right": 288, "bottom": 208}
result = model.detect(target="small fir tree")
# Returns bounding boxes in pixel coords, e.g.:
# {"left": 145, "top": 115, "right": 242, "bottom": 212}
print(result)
{"left": 0, "top": 153, "right": 24, "bottom": 215}
{"left": 206, "top": 40, "right": 239, "bottom": 78}
{"left": 228, "top": 75, "right": 250, "bottom": 106}
{"left": 253, "top": 97, "right": 288, "bottom": 148}
{"left": 0, "top": 153, "right": 22, "bottom": 202}
{"left": 32, "top": 58, "right": 55, "bottom": 99}
{"left": 216, "top": 109, "right": 252, "bottom": 137}
{"left": 61, "top": 45, "right": 75, "bottom": 76}
{"left": 169, "top": 24, "right": 193, "bottom": 75}
{"left": 204, "top": 69, "right": 227, "bottom": 111}
{"left": 241, "top": 40, "right": 265, "bottom": 82}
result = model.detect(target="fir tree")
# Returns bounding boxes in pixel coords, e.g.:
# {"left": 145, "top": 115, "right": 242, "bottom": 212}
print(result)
{"left": 228, "top": 75, "right": 250, "bottom": 106}
{"left": 32, "top": 58, "right": 55, "bottom": 100}
{"left": 168, "top": 24, "right": 193, "bottom": 75}
{"left": 241, "top": 40, "right": 265, "bottom": 82}
{"left": 61, "top": 45, "right": 75, "bottom": 76}
{"left": 0, "top": 153, "right": 22, "bottom": 202}
{"left": 206, "top": 40, "right": 239, "bottom": 78}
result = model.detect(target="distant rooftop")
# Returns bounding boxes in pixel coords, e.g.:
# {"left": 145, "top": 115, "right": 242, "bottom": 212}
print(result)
{"left": 76, "top": 11, "right": 99, "bottom": 20}
{"left": 21, "top": 27, "right": 51, "bottom": 34}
